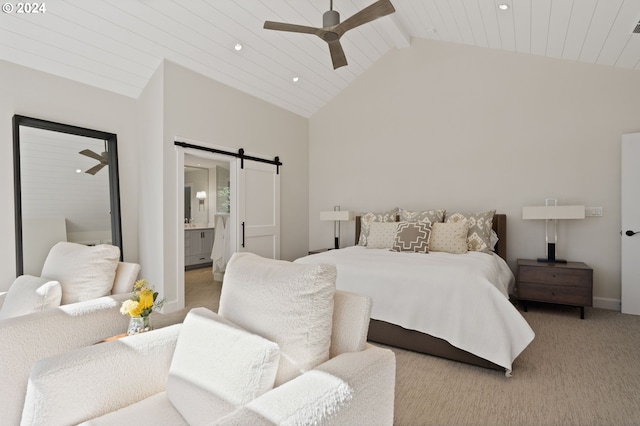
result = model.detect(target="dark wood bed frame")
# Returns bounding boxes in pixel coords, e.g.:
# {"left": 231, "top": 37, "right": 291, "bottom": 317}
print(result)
{"left": 356, "top": 214, "right": 508, "bottom": 371}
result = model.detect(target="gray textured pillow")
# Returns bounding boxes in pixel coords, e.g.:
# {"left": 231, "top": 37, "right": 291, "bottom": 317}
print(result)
{"left": 358, "top": 208, "right": 398, "bottom": 246}
{"left": 399, "top": 208, "right": 445, "bottom": 224}
{"left": 391, "top": 221, "right": 431, "bottom": 253}
{"left": 366, "top": 221, "right": 398, "bottom": 249}
{"left": 446, "top": 210, "right": 496, "bottom": 253}
{"left": 430, "top": 221, "right": 470, "bottom": 254}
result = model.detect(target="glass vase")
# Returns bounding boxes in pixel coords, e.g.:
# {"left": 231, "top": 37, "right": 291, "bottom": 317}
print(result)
{"left": 127, "top": 315, "right": 151, "bottom": 335}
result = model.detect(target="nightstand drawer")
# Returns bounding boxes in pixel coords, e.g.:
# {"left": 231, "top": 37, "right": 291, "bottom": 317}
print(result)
{"left": 518, "top": 266, "right": 591, "bottom": 287}
{"left": 518, "top": 282, "right": 592, "bottom": 306}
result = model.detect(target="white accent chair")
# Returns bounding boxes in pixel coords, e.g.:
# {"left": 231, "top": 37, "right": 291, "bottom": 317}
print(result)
{"left": 21, "top": 253, "right": 396, "bottom": 426}
{"left": 0, "top": 242, "right": 141, "bottom": 426}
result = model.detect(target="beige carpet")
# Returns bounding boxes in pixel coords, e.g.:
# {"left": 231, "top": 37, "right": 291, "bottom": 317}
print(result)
{"left": 161, "top": 269, "right": 640, "bottom": 426}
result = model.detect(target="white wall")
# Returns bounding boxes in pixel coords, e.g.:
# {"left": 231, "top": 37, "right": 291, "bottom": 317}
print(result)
{"left": 138, "top": 60, "right": 309, "bottom": 310}
{"left": 0, "top": 59, "right": 139, "bottom": 291}
{"left": 309, "top": 39, "right": 640, "bottom": 307}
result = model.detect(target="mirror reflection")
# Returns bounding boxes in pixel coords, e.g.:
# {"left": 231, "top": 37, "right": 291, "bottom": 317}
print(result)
{"left": 13, "top": 116, "right": 122, "bottom": 276}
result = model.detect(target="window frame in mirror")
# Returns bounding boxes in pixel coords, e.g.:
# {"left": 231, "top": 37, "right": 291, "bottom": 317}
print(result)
{"left": 12, "top": 115, "right": 123, "bottom": 276}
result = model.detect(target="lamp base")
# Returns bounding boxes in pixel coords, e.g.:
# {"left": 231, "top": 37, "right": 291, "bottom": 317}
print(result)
{"left": 536, "top": 243, "right": 567, "bottom": 263}
{"left": 537, "top": 258, "right": 568, "bottom": 264}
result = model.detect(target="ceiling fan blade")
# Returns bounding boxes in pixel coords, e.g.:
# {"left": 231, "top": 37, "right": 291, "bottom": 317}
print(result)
{"left": 264, "top": 21, "right": 321, "bottom": 36}
{"left": 79, "top": 149, "right": 104, "bottom": 162}
{"left": 85, "top": 163, "right": 106, "bottom": 175}
{"left": 328, "top": 40, "right": 348, "bottom": 69}
{"left": 335, "top": 0, "right": 396, "bottom": 35}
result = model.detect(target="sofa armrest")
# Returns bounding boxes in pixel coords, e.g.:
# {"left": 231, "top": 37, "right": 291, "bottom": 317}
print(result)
{"left": 111, "top": 262, "right": 141, "bottom": 294}
{"left": 0, "top": 293, "right": 132, "bottom": 426}
{"left": 215, "top": 344, "right": 396, "bottom": 426}
{"left": 21, "top": 324, "right": 181, "bottom": 426}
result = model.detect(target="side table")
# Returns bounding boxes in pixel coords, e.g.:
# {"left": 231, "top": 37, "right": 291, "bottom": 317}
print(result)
{"left": 516, "top": 259, "right": 593, "bottom": 319}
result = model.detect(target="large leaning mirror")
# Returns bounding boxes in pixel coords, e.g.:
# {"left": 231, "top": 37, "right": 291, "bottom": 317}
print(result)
{"left": 13, "top": 115, "right": 123, "bottom": 276}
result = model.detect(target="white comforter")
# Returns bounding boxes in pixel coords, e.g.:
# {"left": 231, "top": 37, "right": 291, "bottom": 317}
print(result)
{"left": 295, "top": 246, "right": 534, "bottom": 375}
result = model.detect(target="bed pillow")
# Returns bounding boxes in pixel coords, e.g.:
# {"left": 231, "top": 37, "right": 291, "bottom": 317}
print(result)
{"left": 399, "top": 208, "right": 445, "bottom": 224}
{"left": 0, "top": 275, "right": 61, "bottom": 320}
{"left": 391, "top": 221, "right": 431, "bottom": 254}
{"left": 367, "top": 221, "right": 398, "bottom": 249}
{"left": 429, "top": 221, "right": 470, "bottom": 254}
{"left": 218, "top": 252, "right": 336, "bottom": 386}
{"left": 358, "top": 208, "right": 398, "bottom": 246}
{"left": 40, "top": 242, "right": 120, "bottom": 304}
{"left": 446, "top": 210, "right": 496, "bottom": 253}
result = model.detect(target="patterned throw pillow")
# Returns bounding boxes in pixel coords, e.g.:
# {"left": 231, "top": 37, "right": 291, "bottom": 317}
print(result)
{"left": 391, "top": 221, "right": 432, "bottom": 254}
{"left": 429, "top": 221, "right": 470, "bottom": 254}
{"left": 446, "top": 210, "right": 496, "bottom": 253}
{"left": 358, "top": 208, "right": 398, "bottom": 246}
{"left": 367, "top": 221, "right": 398, "bottom": 249}
{"left": 399, "top": 208, "right": 445, "bottom": 224}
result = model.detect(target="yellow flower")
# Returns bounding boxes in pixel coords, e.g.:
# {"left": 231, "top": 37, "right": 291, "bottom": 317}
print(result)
{"left": 138, "top": 288, "right": 154, "bottom": 310}
{"left": 121, "top": 279, "right": 165, "bottom": 318}
{"left": 133, "top": 279, "right": 147, "bottom": 291}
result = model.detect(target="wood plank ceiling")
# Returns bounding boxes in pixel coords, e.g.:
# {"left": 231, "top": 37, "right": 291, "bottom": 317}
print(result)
{"left": 1, "top": 0, "right": 639, "bottom": 118}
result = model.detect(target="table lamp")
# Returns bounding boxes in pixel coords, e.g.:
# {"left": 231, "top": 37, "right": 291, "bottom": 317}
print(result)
{"left": 320, "top": 206, "right": 354, "bottom": 249}
{"left": 522, "top": 199, "right": 585, "bottom": 263}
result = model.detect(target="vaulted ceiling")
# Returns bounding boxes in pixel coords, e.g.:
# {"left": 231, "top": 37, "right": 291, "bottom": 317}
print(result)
{"left": 1, "top": 0, "right": 639, "bottom": 118}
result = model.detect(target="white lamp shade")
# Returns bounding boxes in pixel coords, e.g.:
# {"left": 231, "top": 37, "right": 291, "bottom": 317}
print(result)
{"left": 522, "top": 205, "right": 585, "bottom": 220}
{"left": 320, "top": 210, "right": 354, "bottom": 221}
{"left": 196, "top": 191, "right": 207, "bottom": 200}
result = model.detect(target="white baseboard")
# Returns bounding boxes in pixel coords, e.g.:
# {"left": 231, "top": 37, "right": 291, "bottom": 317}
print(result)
{"left": 593, "top": 297, "right": 621, "bottom": 311}
{"left": 213, "top": 271, "right": 225, "bottom": 281}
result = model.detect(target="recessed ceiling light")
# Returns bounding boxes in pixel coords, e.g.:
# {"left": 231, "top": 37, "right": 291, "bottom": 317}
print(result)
{"left": 498, "top": 4, "right": 509, "bottom": 10}
{"left": 234, "top": 43, "right": 243, "bottom": 51}
{"left": 76, "top": 169, "right": 82, "bottom": 174}
{"left": 292, "top": 76, "right": 300, "bottom": 83}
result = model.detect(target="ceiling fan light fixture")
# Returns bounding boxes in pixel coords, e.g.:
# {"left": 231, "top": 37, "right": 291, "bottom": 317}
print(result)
{"left": 323, "top": 9, "right": 340, "bottom": 27}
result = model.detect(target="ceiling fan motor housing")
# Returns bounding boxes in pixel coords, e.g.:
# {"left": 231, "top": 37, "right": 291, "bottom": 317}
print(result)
{"left": 323, "top": 9, "right": 340, "bottom": 27}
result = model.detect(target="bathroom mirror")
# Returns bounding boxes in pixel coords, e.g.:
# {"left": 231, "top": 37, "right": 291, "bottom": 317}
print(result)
{"left": 13, "top": 115, "right": 123, "bottom": 276}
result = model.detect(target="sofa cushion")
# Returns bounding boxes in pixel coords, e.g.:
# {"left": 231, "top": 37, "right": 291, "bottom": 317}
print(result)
{"left": 41, "top": 242, "right": 120, "bottom": 304}
{"left": 167, "top": 308, "right": 280, "bottom": 425}
{"left": 0, "top": 275, "right": 61, "bottom": 320}
{"left": 219, "top": 252, "right": 336, "bottom": 386}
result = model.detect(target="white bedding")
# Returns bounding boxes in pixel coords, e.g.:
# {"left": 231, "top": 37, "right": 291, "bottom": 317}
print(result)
{"left": 295, "top": 246, "right": 534, "bottom": 375}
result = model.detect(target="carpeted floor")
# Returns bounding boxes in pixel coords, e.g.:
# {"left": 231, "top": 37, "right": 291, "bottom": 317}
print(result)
{"left": 165, "top": 267, "right": 640, "bottom": 426}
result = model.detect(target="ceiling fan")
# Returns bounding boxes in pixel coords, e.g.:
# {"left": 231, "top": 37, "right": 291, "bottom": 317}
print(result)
{"left": 79, "top": 147, "right": 108, "bottom": 175}
{"left": 263, "top": 0, "right": 396, "bottom": 70}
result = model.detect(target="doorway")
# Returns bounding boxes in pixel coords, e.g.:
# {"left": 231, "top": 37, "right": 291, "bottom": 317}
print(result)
{"left": 179, "top": 149, "right": 236, "bottom": 310}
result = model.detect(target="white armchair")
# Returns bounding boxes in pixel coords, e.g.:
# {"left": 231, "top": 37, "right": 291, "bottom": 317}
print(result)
{"left": 21, "top": 253, "right": 396, "bottom": 426}
{"left": 0, "top": 242, "right": 141, "bottom": 426}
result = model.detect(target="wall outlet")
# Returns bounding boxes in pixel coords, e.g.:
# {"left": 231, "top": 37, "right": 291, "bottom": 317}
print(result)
{"left": 585, "top": 206, "right": 603, "bottom": 217}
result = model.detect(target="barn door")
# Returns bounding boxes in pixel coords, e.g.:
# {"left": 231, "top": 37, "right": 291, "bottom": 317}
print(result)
{"left": 237, "top": 160, "right": 280, "bottom": 259}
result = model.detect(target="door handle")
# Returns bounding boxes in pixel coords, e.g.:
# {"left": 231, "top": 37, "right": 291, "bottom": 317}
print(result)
{"left": 241, "top": 222, "right": 245, "bottom": 248}
{"left": 625, "top": 230, "right": 639, "bottom": 236}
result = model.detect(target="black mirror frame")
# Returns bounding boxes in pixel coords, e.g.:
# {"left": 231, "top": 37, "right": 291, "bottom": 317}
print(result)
{"left": 12, "top": 115, "right": 123, "bottom": 276}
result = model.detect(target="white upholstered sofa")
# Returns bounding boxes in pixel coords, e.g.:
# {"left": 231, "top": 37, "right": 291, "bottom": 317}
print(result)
{"left": 21, "top": 253, "right": 396, "bottom": 425}
{"left": 0, "top": 242, "right": 141, "bottom": 426}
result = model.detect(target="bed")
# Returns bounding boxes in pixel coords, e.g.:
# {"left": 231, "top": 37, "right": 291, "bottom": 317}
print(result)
{"left": 296, "top": 212, "right": 534, "bottom": 375}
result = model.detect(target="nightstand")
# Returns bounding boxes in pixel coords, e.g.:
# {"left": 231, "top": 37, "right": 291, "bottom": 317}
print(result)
{"left": 516, "top": 259, "right": 593, "bottom": 319}
{"left": 308, "top": 248, "right": 332, "bottom": 255}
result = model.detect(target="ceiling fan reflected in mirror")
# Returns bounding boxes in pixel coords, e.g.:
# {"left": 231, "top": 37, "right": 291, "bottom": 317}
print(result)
{"left": 263, "top": 0, "right": 396, "bottom": 70}
{"left": 79, "top": 143, "right": 108, "bottom": 175}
